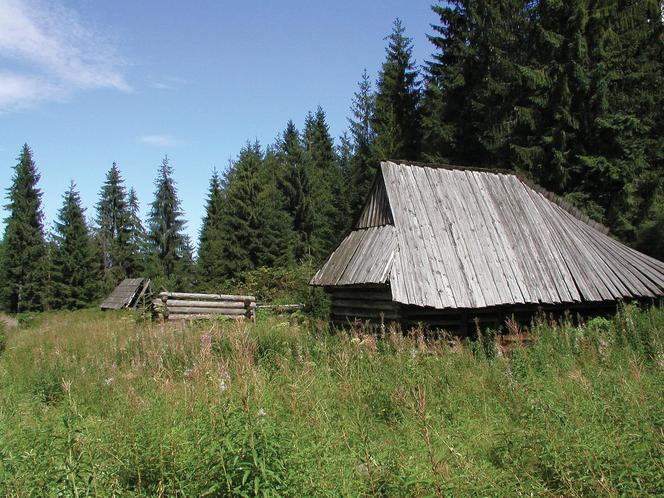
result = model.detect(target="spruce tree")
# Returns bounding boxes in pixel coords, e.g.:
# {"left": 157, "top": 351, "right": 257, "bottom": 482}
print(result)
{"left": 303, "top": 107, "right": 344, "bottom": 261}
{"left": 336, "top": 132, "right": 354, "bottom": 234}
{"left": 348, "top": 69, "right": 378, "bottom": 216}
{"left": 2, "top": 144, "right": 47, "bottom": 312}
{"left": 254, "top": 171, "right": 297, "bottom": 268}
{"left": 125, "top": 188, "right": 147, "bottom": 276}
{"left": 175, "top": 235, "right": 196, "bottom": 291}
{"left": 424, "top": 0, "right": 530, "bottom": 166}
{"left": 147, "top": 156, "right": 191, "bottom": 286}
{"left": 95, "top": 162, "right": 130, "bottom": 288}
{"left": 49, "top": 182, "right": 98, "bottom": 309}
{"left": 373, "top": 19, "right": 421, "bottom": 161}
{"left": 197, "top": 170, "right": 227, "bottom": 289}
{"left": 276, "top": 120, "right": 313, "bottom": 260}
{"left": 217, "top": 142, "right": 264, "bottom": 277}
{"left": 601, "top": 0, "right": 664, "bottom": 242}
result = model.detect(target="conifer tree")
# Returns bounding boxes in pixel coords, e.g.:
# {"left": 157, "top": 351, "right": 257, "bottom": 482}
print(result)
{"left": 599, "top": 0, "right": 664, "bottom": 241}
{"left": 276, "top": 120, "right": 313, "bottom": 260}
{"left": 2, "top": 144, "right": 47, "bottom": 312}
{"left": 147, "top": 156, "right": 191, "bottom": 285}
{"left": 125, "top": 188, "right": 147, "bottom": 276}
{"left": 49, "top": 182, "right": 98, "bottom": 309}
{"left": 336, "top": 132, "right": 354, "bottom": 234}
{"left": 303, "top": 107, "right": 344, "bottom": 261}
{"left": 197, "top": 170, "right": 227, "bottom": 289}
{"left": 95, "top": 162, "right": 130, "bottom": 287}
{"left": 424, "top": 0, "right": 530, "bottom": 166}
{"left": 373, "top": 19, "right": 421, "bottom": 161}
{"left": 423, "top": 0, "right": 663, "bottom": 254}
{"left": 254, "top": 173, "right": 297, "bottom": 268}
{"left": 217, "top": 143, "right": 264, "bottom": 277}
{"left": 348, "top": 69, "right": 378, "bottom": 215}
{"left": 175, "top": 235, "right": 196, "bottom": 291}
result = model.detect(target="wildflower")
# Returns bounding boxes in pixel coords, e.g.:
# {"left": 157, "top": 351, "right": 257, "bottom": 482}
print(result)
{"left": 200, "top": 333, "right": 212, "bottom": 348}
{"left": 217, "top": 364, "right": 230, "bottom": 392}
{"left": 257, "top": 408, "right": 266, "bottom": 417}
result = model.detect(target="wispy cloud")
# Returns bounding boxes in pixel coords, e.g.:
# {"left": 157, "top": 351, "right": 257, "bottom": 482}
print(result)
{"left": 139, "top": 134, "right": 185, "bottom": 147}
{"left": 150, "top": 76, "right": 187, "bottom": 91}
{"left": 0, "top": 0, "right": 130, "bottom": 111}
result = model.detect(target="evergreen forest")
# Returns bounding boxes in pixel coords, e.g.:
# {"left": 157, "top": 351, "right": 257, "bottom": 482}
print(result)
{"left": 2, "top": 0, "right": 663, "bottom": 312}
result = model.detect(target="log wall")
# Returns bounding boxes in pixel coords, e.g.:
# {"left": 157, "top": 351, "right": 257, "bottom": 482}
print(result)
{"left": 326, "top": 285, "right": 624, "bottom": 335}
{"left": 158, "top": 292, "right": 256, "bottom": 322}
{"left": 327, "top": 286, "right": 400, "bottom": 327}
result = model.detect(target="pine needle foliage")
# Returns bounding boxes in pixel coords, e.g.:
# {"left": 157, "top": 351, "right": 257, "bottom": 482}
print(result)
{"left": 197, "top": 169, "right": 227, "bottom": 290}
{"left": 373, "top": 19, "right": 422, "bottom": 162}
{"left": 303, "top": 108, "right": 344, "bottom": 262}
{"left": 146, "top": 156, "right": 192, "bottom": 288}
{"left": 124, "top": 188, "right": 148, "bottom": 277}
{"left": 49, "top": 183, "right": 99, "bottom": 309}
{"left": 275, "top": 121, "right": 313, "bottom": 261}
{"left": 1, "top": 144, "right": 47, "bottom": 312}
{"left": 95, "top": 162, "right": 131, "bottom": 290}
{"left": 348, "top": 69, "right": 378, "bottom": 217}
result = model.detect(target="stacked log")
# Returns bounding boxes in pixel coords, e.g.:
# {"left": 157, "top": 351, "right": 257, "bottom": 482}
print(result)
{"left": 159, "top": 292, "right": 256, "bottom": 322}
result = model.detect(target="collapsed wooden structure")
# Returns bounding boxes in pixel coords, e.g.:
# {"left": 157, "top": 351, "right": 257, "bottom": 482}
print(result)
{"left": 158, "top": 292, "right": 256, "bottom": 322}
{"left": 311, "top": 161, "right": 664, "bottom": 333}
{"left": 100, "top": 278, "right": 151, "bottom": 310}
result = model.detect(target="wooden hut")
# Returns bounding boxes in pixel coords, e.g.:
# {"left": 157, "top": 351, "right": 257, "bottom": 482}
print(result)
{"left": 310, "top": 161, "right": 664, "bottom": 333}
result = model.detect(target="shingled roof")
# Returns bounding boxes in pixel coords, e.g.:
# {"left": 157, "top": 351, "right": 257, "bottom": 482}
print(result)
{"left": 311, "top": 161, "right": 664, "bottom": 309}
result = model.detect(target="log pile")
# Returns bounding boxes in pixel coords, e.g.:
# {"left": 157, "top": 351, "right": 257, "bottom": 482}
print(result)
{"left": 158, "top": 292, "right": 256, "bottom": 322}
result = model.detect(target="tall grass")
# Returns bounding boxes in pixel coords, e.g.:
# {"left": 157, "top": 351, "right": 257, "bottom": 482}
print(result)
{"left": 0, "top": 305, "right": 663, "bottom": 496}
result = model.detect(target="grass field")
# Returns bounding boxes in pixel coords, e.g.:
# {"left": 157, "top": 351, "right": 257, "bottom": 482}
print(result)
{"left": 0, "top": 306, "right": 663, "bottom": 496}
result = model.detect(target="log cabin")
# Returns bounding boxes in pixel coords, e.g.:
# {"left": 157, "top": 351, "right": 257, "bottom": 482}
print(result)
{"left": 310, "top": 161, "right": 664, "bottom": 334}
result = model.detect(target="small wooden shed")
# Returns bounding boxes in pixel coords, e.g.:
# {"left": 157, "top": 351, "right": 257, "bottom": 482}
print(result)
{"left": 311, "top": 161, "right": 664, "bottom": 333}
{"left": 100, "top": 278, "right": 151, "bottom": 310}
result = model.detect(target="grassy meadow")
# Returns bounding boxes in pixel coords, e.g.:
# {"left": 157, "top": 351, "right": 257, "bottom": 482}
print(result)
{"left": 0, "top": 306, "right": 663, "bottom": 496}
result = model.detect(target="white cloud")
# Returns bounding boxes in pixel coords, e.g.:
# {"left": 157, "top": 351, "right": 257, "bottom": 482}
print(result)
{"left": 150, "top": 76, "right": 187, "bottom": 91}
{"left": 0, "top": 0, "right": 130, "bottom": 110}
{"left": 139, "top": 134, "right": 184, "bottom": 147}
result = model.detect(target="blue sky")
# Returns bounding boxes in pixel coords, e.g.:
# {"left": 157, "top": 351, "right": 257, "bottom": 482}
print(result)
{"left": 0, "top": 0, "right": 435, "bottom": 243}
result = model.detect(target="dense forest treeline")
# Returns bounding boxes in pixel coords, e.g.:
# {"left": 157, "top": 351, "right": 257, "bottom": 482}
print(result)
{"left": 1, "top": 0, "right": 663, "bottom": 312}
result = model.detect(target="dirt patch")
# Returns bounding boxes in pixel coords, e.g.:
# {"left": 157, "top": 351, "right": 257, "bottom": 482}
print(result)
{"left": 0, "top": 314, "right": 18, "bottom": 329}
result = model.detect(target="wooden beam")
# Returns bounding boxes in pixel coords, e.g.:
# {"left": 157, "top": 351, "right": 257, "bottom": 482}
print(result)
{"left": 160, "top": 292, "right": 256, "bottom": 302}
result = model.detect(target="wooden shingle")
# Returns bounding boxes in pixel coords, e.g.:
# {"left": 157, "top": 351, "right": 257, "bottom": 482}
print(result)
{"left": 311, "top": 161, "right": 664, "bottom": 309}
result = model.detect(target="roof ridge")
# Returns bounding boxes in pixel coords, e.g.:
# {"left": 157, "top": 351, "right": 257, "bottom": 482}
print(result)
{"left": 382, "top": 161, "right": 610, "bottom": 235}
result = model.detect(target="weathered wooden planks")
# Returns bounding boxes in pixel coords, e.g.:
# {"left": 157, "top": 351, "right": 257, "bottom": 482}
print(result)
{"left": 160, "top": 292, "right": 255, "bottom": 302}
{"left": 160, "top": 292, "right": 256, "bottom": 322}
{"left": 100, "top": 278, "right": 151, "bottom": 310}
{"left": 311, "top": 161, "right": 664, "bottom": 314}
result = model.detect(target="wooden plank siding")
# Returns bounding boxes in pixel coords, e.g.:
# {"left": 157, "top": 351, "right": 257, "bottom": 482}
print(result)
{"left": 311, "top": 161, "right": 664, "bottom": 318}
{"left": 355, "top": 173, "right": 394, "bottom": 228}
{"left": 100, "top": 278, "right": 150, "bottom": 310}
